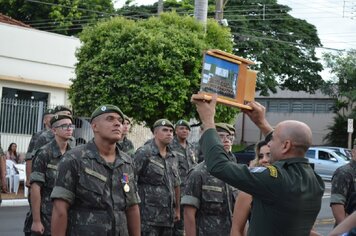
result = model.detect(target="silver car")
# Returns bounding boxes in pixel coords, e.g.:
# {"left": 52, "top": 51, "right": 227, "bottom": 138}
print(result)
{"left": 306, "top": 147, "right": 350, "bottom": 181}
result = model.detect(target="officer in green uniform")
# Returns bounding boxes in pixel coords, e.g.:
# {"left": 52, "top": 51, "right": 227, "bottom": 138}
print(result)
{"left": 182, "top": 123, "right": 236, "bottom": 236}
{"left": 51, "top": 105, "right": 140, "bottom": 236}
{"left": 30, "top": 114, "right": 73, "bottom": 235}
{"left": 191, "top": 95, "right": 325, "bottom": 236}
{"left": 171, "top": 119, "right": 197, "bottom": 236}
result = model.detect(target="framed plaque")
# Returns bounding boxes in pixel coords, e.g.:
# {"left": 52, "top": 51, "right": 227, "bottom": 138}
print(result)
{"left": 192, "top": 49, "right": 258, "bottom": 110}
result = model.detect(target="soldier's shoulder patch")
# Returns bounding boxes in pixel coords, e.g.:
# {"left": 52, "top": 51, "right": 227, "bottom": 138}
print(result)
{"left": 266, "top": 165, "right": 278, "bottom": 178}
{"left": 249, "top": 167, "right": 267, "bottom": 173}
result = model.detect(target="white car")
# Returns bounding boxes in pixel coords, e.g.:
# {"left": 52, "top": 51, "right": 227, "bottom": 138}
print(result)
{"left": 306, "top": 147, "right": 350, "bottom": 181}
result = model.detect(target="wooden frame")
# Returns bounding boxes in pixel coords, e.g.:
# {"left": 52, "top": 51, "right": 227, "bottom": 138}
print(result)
{"left": 192, "top": 49, "right": 258, "bottom": 110}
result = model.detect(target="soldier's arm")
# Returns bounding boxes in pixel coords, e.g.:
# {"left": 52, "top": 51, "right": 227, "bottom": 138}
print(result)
{"left": 0, "top": 154, "right": 6, "bottom": 192}
{"left": 126, "top": 204, "right": 140, "bottom": 236}
{"left": 230, "top": 191, "right": 252, "bottom": 236}
{"left": 328, "top": 211, "right": 356, "bottom": 236}
{"left": 184, "top": 205, "right": 197, "bottom": 236}
{"left": 31, "top": 183, "right": 44, "bottom": 234}
{"left": 174, "top": 186, "right": 180, "bottom": 222}
{"left": 331, "top": 204, "right": 346, "bottom": 225}
{"left": 330, "top": 170, "right": 351, "bottom": 225}
{"left": 51, "top": 199, "right": 70, "bottom": 236}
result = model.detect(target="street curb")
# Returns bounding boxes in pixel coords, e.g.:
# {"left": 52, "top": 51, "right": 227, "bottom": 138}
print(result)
{"left": 1, "top": 199, "right": 29, "bottom": 207}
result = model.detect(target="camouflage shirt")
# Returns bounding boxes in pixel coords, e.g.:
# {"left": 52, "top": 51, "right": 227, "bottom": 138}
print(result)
{"left": 30, "top": 139, "right": 71, "bottom": 235}
{"left": 181, "top": 161, "right": 236, "bottom": 236}
{"left": 25, "top": 129, "right": 54, "bottom": 161}
{"left": 118, "top": 136, "right": 135, "bottom": 156}
{"left": 330, "top": 160, "right": 356, "bottom": 206}
{"left": 170, "top": 136, "right": 197, "bottom": 193}
{"left": 134, "top": 140, "right": 180, "bottom": 227}
{"left": 51, "top": 139, "right": 140, "bottom": 236}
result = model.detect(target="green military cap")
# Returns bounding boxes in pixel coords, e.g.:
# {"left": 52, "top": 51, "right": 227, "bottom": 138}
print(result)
{"left": 215, "top": 122, "right": 232, "bottom": 135}
{"left": 152, "top": 119, "right": 174, "bottom": 131}
{"left": 50, "top": 114, "right": 73, "bottom": 126}
{"left": 54, "top": 105, "right": 72, "bottom": 114}
{"left": 175, "top": 119, "right": 191, "bottom": 131}
{"left": 124, "top": 115, "right": 131, "bottom": 124}
{"left": 226, "top": 123, "right": 236, "bottom": 134}
{"left": 44, "top": 108, "right": 55, "bottom": 115}
{"left": 90, "top": 104, "right": 124, "bottom": 123}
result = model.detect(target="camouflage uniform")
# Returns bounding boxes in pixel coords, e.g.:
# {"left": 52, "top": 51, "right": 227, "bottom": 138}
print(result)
{"left": 25, "top": 129, "right": 48, "bottom": 161}
{"left": 29, "top": 139, "right": 71, "bottom": 235}
{"left": 118, "top": 137, "right": 135, "bottom": 156}
{"left": 134, "top": 140, "right": 180, "bottom": 234}
{"left": 170, "top": 136, "right": 197, "bottom": 236}
{"left": 330, "top": 160, "right": 356, "bottom": 213}
{"left": 181, "top": 157, "right": 236, "bottom": 236}
{"left": 0, "top": 142, "right": 4, "bottom": 204}
{"left": 25, "top": 130, "right": 54, "bottom": 162}
{"left": 51, "top": 139, "right": 140, "bottom": 236}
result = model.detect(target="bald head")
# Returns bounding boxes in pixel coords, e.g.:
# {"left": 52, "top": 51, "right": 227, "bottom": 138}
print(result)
{"left": 277, "top": 120, "right": 312, "bottom": 152}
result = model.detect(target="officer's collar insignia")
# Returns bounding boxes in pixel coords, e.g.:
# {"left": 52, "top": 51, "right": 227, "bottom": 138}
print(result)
{"left": 162, "top": 120, "right": 166, "bottom": 125}
{"left": 101, "top": 106, "right": 107, "bottom": 111}
{"left": 267, "top": 165, "right": 278, "bottom": 178}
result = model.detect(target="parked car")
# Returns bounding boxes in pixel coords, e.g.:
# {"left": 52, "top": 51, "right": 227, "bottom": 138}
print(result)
{"left": 306, "top": 147, "right": 350, "bottom": 181}
{"left": 319, "top": 146, "right": 352, "bottom": 160}
{"left": 234, "top": 144, "right": 256, "bottom": 165}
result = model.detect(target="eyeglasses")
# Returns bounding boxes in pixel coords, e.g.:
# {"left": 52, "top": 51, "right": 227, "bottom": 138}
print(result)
{"left": 218, "top": 134, "right": 234, "bottom": 142}
{"left": 54, "top": 124, "right": 75, "bottom": 130}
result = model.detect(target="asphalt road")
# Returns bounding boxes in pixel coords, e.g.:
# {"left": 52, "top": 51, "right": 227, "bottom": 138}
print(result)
{"left": 0, "top": 181, "right": 334, "bottom": 236}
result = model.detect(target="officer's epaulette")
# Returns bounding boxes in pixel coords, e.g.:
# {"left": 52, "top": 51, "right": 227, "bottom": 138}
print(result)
{"left": 266, "top": 165, "right": 278, "bottom": 178}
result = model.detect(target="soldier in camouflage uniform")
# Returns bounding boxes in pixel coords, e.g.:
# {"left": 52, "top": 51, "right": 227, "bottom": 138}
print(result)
{"left": 170, "top": 119, "right": 197, "bottom": 236}
{"left": 330, "top": 139, "right": 356, "bottom": 226}
{"left": 0, "top": 139, "right": 6, "bottom": 204}
{"left": 182, "top": 123, "right": 236, "bottom": 236}
{"left": 118, "top": 115, "right": 135, "bottom": 156}
{"left": 51, "top": 105, "right": 140, "bottom": 236}
{"left": 30, "top": 114, "right": 73, "bottom": 235}
{"left": 134, "top": 119, "right": 180, "bottom": 236}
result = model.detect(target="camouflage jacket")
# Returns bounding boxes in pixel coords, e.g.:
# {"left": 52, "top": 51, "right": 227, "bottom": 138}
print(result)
{"left": 25, "top": 129, "right": 54, "bottom": 161}
{"left": 118, "top": 136, "right": 135, "bottom": 156}
{"left": 30, "top": 139, "right": 71, "bottom": 235}
{"left": 51, "top": 139, "right": 140, "bottom": 236}
{"left": 181, "top": 161, "right": 236, "bottom": 236}
{"left": 134, "top": 140, "right": 180, "bottom": 227}
{"left": 331, "top": 160, "right": 356, "bottom": 207}
{"left": 170, "top": 136, "right": 197, "bottom": 193}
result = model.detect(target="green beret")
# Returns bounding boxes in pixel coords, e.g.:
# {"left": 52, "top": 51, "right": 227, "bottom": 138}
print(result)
{"left": 152, "top": 119, "right": 174, "bottom": 131}
{"left": 90, "top": 104, "right": 124, "bottom": 123}
{"left": 54, "top": 105, "right": 72, "bottom": 114}
{"left": 123, "top": 115, "right": 131, "bottom": 124}
{"left": 50, "top": 114, "right": 73, "bottom": 126}
{"left": 44, "top": 108, "right": 55, "bottom": 115}
{"left": 175, "top": 119, "right": 191, "bottom": 130}
{"left": 225, "top": 123, "right": 236, "bottom": 134}
{"left": 215, "top": 123, "right": 232, "bottom": 135}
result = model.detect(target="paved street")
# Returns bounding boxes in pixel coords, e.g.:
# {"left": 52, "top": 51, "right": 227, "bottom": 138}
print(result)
{"left": 0, "top": 181, "right": 335, "bottom": 236}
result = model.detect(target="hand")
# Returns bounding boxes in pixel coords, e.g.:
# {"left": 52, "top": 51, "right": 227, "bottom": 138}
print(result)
{"left": 242, "top": 101, "right": 273, "bottom": 136}
{"left": 174, "top": 210, "right": 181, "bottom": 222}
{"left": 191, "top": 94, "right": 217, "bottom": 130}
{"left": 31, "top": 221, "right": 45, "bottom": 235}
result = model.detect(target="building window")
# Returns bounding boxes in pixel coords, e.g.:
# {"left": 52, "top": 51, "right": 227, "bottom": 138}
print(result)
{"left": 303, "top": 103, "right": 314, "bottom": 113}
{"left": 291, "top": 103, "right": 302, "bottom": 112}
{"left": 279, "top": 102, "right": 290, "bottom": 112}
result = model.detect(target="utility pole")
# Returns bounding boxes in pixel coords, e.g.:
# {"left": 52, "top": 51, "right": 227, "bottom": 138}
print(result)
{"left": 215, "top": 0, "right": 224, "bottom": 21}
{"left": 158, "top": 0, "right": 163, "bottom": 14}
{"left": 194, "top": 0, "right": 208, "bottom": 26}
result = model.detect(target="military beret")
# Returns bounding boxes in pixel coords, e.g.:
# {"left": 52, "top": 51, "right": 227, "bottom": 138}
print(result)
{"left": 152, "top": 119, "right": 174, "bottom": 131}
{"left": 215, "top": 123, "right": 232, "bottom": 135}
{"left": 54, "top": 105, "right": 72, "bottom": 114}
{"left": 123, "top": 115, "right": 131, "bottom": 124}
{"left": 90, "top": 104, "right": 124, "bottom": 123}
{"left": 50, "top": 114, "right": 73, "bottom": 126}
{"left": 225, "top": 123, "right": 236, "bottom": 134}
{"left": 44, "top": 108, "right": 55, "bottom": 115}
{"left": 175, "top": 119, "right": 191, "bottom": 130}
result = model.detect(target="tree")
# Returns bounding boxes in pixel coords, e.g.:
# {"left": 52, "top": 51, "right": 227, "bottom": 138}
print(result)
{"left": 70, "top": 12, "right": 237, "bottom": 127}
{"left": 322, "top": 49, "right": 356, "bottom": 146}
{"left": 117, "top": 0, "right": 325, "bottom": 95}
{"left": 0, "top": 0, "right": 115, "bottom": 35}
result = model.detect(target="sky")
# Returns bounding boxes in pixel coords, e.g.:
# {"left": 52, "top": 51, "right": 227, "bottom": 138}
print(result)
{"left": 115, "top": 0, "right": 356, "bottom": 52}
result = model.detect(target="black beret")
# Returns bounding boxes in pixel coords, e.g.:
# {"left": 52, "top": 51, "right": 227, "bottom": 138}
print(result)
{"left": 215, "top": 123, "right": 232, "bottom": 135}
{"left": 54, "top": 105, "right": 72, "bottom": 114}
{"left": 152, "top": 119, "right": 174, "bottom": 130}
{"left": 44, "top": 108, "right": 55, "bottom": 115}
{"left": 90, "top": 105, "right": 124, "bottom": 123}
{"left": 50, "top": 114, "right": 73, "bottom": 126}
{"left": 175, "top": 119, "right": 191, "bottom": 130}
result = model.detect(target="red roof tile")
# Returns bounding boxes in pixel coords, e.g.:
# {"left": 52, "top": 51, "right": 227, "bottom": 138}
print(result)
{"left": 0, "top": 13, "right": 31, "bottom": 28}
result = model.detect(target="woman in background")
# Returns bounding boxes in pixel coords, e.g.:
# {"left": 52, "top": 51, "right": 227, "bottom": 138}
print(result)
{"left": 6, "top": 143, "right": 21, "bottom": 163}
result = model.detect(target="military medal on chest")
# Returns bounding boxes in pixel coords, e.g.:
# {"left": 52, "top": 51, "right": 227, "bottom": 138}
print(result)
{"left": 122, "top": 173, "right": 130, "bottom": 192}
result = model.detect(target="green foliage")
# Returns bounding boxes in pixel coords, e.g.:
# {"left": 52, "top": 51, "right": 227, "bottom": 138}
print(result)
{"left": 70, "top": 12, "right": 237, "bottom": 127}
{"left": 0, "top": 0, "right": 115, "bottom": 35}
